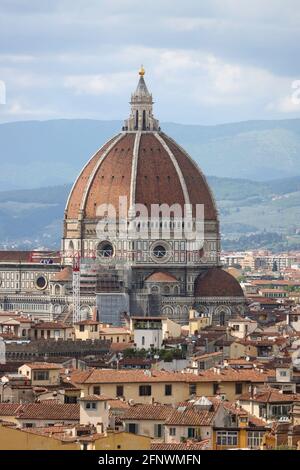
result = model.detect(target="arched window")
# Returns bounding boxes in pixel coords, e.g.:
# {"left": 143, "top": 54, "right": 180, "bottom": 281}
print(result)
{"left": 142, "top": 110, "right": 146, "bottom": 130}
{"left": 55, "top": 284, "right": 61, "bottom": 296}
{"left": 162, "top": 306, "right": 173, "bottom": 316}
{"left": 163, "top": 286, "right": 170, "bottom": 294}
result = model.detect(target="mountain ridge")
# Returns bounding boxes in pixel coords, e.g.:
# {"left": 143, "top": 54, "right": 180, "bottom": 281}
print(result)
{"left": 1, "top": 118, "right": 300, "bottom": 189}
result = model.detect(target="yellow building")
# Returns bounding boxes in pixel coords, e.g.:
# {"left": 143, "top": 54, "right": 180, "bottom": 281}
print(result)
{"left": 18, "top": 362, "right": 62, "bottom": 386}
{"left": 71, "top": 369, "right": 191, "bottom": 405}
{"left": 71, "top": 367, "right": 273, "bottom": 404}
{"left": 74, "top": 320, "right": 100, "bottom": 340}
{"left": 93, "top": 431, "right": 151, "bottom": 450}
{"left": 189, "top": 309, "right": 211, "bottom": 335}
{"left": 0, "top": 424, "right": 150, "bottom": 451}
{"left": 0, "top": 424, "right": 80, "bottom": 450}
{"left": 99, "top": 327, "right": 133, "bottom": 344}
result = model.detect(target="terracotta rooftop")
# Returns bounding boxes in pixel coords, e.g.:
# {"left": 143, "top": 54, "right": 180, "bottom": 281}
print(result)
{"left": 21, "top": 362, "right": 63, "bottom": 370}
{"left": 0, "top": 403, "right": 79, "bottom": 421}
{"left": 121, "top": 404, "right": 173, "bottom": 421}
{"left": 16, "top": 403, "right": 79, "bottom": 421}
{"left": 151, "top": 439, "right": 210, "bottom": 450}
{"left": 75, "top": 320, "right": 100, "bottom": 326}
{"left": 71, "top": 369, "right": 193, "bottom": 384}
{"left": 71, "top": 366, "right": 274, "bottom": 385}
{"left": 33, "top": 322, "right": 69, "bottom": 330}
{"left": 0, "top": 404, "right": 23, "bottom": 416}
{"left": 79, "top": 394, "right": 110, "bottom": 402}
{"left": 239, "top": 388, "right": 300, "bottom": 404}
{"left": 99, "top": 327, "right": 130, "bottom": 334}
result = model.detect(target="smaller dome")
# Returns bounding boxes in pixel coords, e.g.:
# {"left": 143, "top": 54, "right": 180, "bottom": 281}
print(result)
{"left": 52, "top": 267, "right": 72, "bottom": 282}
{"left": 145, "top": 271, "right": 178, "bottom": 283}
{"left": 194, "top": 268, "right": 244, "bottom": 297}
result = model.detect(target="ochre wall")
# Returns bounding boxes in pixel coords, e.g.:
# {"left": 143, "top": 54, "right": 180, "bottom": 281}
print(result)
{"left": 0, "top": 425, "right": 80, "bottom": 450}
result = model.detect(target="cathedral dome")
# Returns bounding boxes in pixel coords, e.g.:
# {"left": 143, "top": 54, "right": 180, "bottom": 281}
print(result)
{"left": 194, "top": 268, "right": 244, "bottom": 297}
{"left": 65, "top": 69, "right": 217, "bottom": 223}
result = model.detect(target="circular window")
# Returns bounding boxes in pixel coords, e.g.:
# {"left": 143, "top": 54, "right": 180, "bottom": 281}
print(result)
{"left": 36, "top": 275, "right": 47, "bottom": 290}
{"left": 97, "top": 241, "right": 114, "bottom": 258}
{"left": 153, "top": 245, "right": 166, "bottom": 259}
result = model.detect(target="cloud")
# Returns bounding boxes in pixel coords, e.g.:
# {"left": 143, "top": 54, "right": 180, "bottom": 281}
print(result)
{"left": 64, "top": 71, "right": 135, "bottom": 96}
{"left": 0, "top": 1, "right": 300, "bottom": 124}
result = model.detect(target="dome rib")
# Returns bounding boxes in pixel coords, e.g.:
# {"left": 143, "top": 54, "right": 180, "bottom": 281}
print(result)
{"left": 154, "top": 132, "right": 191, "bottom": 207}
{"left": 80, "top": 133, "right": 124, "bottom": 216}
{"left": 65, "top": 134, "right": 121, "bottom": 219}
{"left": 129, "top": 131, "right": 141, "bottom": 216}
{"left": 161, "top": 133, "right": 218, "bottom": 220}
{"left": 134, "top": 133, "right": 186, "bottom": 209}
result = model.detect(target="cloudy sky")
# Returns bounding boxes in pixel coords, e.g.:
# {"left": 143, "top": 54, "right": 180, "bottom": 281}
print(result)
{"left": 0, "top": 0, "right": 300, "bottom": 125}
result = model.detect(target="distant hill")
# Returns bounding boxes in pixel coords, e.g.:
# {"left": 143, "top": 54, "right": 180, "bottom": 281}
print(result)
{"left": 1, "top": 176, "right": 300, "bottom": 251}
{"left": 1, "top": 118, "right": 300, "bottom": 190}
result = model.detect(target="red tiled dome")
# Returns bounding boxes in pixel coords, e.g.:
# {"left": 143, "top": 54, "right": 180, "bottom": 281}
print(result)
{"left": 194, "top": 268, "right": 244, "bottom": 297}
{"left": 145, "top": 271, "right": 178, "bottom": 282}
{"left": 65, "top": 132, "right": 217, "bottom": 221}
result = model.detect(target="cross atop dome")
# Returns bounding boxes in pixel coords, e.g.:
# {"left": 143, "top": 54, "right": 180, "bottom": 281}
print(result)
{"left": 123, "top": 67, "right": 160, "bottom": 132}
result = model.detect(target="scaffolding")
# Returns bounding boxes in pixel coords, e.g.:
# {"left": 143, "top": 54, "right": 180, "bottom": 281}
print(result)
{"left": 72, "top": 254, "right": 81, "bottom": 324}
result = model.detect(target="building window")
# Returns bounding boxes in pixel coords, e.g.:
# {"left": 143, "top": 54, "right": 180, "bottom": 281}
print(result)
{"left": 235, "top": 382, "right": 243, "bottom": 395}
{"left": 139, "top": 385, "right": 152, "bottom": 396}
{"left": 116, "top": 385, "right": 124, "bottom": 397}
{"left": 154, "top": 423, "right": 163, "bottom": 438}
{"left": 279, "top": 370, "right": 287, "bottom": 377}
{"left": 85, "top": 402, "right": 97, "bottom": 410}
{"left": 216, "top": 431, "right": 238, "bottom": 447}
{"left": 213, "top": 383, "right": 219, "bottom": 394}
{"left": 247, "top": 431, "right": 264, "bottom": 449}
{"left": 165, "top": 384, "right": 172, "bottom": 396}
{"left": 189, "top": 384, "right": 196, "bottom": 396}
{"left": 79, "top": 325, "right": 85, "bottom": 332}
{"left": 93, "top": 386, "right": 101, "bottom": 395}
{"left": 259, "top": 404, "right": 266, "bottom": 418}
{"left": 142, "top": 336, "right": 145, "bottom": 346}
{"left": 65, "top": 396, "right": 77, "bottom": 404}
{"left": 270, "top": 404, "right": 291, "bottom": 418}
{"left": 128, "top": 423, "right": 138, "bottom": 434}
{"left": 198, "top": 362, "right": 205, "bottom": 370}
{"left": 33, "top": 371, "right": 49, "bottom": 381}
{"left": 187, "top": 428, "right": 196, "bottom": 438}
{"left": 169, "top": 427, "right": 176, "bottom": 436}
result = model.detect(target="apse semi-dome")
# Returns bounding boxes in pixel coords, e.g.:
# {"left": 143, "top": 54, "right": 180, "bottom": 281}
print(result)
{"left": 194, "top": 268, "right": 245, "bottom": 297}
